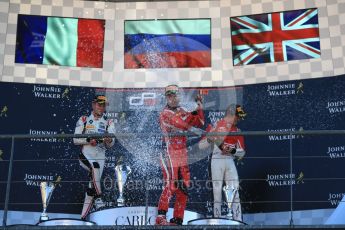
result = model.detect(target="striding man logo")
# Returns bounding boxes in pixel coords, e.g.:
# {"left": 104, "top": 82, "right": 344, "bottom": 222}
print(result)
{"left": 0, "top": 106, "right": 8, "bottom": 117}
{"left": 296, "top": 82, "right": 304, "bottom": 94}
{"left": 297, "top": 127, "right": 304, "bottom": 138}
{"left": 0, "top": 149, "right": 3, "bottom": 161}
{"left": 296, "top": 172, "right": 304, "bottom": 184}
{"left": 58, "top": 130, "right": 66, "bottom": 142}
{"left": 62, "top": 88, "right": 70, "bottom": 99}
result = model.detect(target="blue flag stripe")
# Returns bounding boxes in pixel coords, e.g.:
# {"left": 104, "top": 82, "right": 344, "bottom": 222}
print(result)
{"left": 15, "top": 15, "right": 47, "bottom": 64}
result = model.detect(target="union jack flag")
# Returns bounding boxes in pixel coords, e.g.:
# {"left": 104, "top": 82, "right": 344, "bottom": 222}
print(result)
{"left": 231, "top": 8, "right": 320, "bottom": 66}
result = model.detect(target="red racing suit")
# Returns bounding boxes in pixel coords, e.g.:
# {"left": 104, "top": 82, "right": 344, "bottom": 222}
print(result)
{"left": 157, "top": 105, "right": 204, "bottom": 221}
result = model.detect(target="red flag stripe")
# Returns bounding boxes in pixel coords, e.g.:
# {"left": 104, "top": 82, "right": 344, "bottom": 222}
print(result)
{"left": 288, "top": 9, "right": 314, "bottom": 27}
{"left": 297, "top": 43, "right": 321, "bottom": 55}
{"left": 271, "top": 13, "right": 284, "bottom": 61}
{"left": 235, "top": 49, "right": 261, "bottom": 66}
{"left": 77, "top": 19, "right": 105, "bottom": 68}
{"left": 232, "top": 17, "right": 258, "bottom": 29}
{"left": 124, "top": 51, "right": 211, "bottom": 69}
{"left": 232, "top": 28, "right": 319, "bottom": 46}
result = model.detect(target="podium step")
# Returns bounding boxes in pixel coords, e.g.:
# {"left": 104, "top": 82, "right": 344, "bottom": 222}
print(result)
{"left": 188, "top": 217, "right": 245, "bottom": 225}
{"left": 37, "top": 218, "right": 95, "bottom": 226}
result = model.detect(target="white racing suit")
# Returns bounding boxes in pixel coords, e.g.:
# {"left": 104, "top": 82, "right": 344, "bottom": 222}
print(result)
{"left": 74, "top": 113, "right": 115, "bottom": 219}
{"left": 199, "top": 119, "right": 245, "bottom": 221}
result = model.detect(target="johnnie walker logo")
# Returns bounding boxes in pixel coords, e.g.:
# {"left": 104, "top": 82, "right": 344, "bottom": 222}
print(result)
{"left": 24, "top": 173, "right": 54, "bottom": 187}
{"left": 267, "top": 83, "right": 296, "bottom": 96}
{"left": 0, "top": 149, "right": 3, "bottom": 161}
{"left": 326, "top": 100, "right": 345, "bottom": 114}
{"left": 268, "top": 128, "right": 294, "bottom": 141}
{"left": 267, "top": 82, "right": 303, "bottom": 96}
{"left": 328, "top": 193, "right": 345, "bottom": 206}
{"left": 266, "top": 172, "right": 304, "bottom": 187}
{"left": 327, "top": 145, "right": 345, "bottom": 159}
{"left": 29, "top": 129, "right": 60, "bottom": 143}
{"left": 33, "top": 85, "right": 63, "bottom": 99}
{"left": 208, "top": 111, "right": 226, "bottom": 125}
{"left": 268, "top": 127, "right": 304, "bottom": 141}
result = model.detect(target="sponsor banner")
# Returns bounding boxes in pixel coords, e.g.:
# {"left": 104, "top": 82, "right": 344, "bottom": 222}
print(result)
{"left": 266, "top": 83, "right": 301, "bottom": 96}
{"left": 32, "top": 85, "right": 65, "bottom": 99}
{"left": 0, "top": 75, "right": 344, "bottom": 217}
{"left": 88, "top": 206, "right": 201, "bottom": 225}
{"left": 266, "top": 172, "right": 304, "bottom": 187}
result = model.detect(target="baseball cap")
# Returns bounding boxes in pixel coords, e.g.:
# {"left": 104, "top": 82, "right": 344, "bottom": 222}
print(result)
{"left": 165, "top": 85, "right": 179, "bottom": 96}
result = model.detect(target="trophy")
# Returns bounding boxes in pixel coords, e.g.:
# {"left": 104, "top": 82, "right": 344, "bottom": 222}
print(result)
{"left": 115, "top": 161, "right": 131, "bottom": 207}
{"left": 222, "top": 184, "right": 238, "bottom": 219}
{"left": 39, "top": 176, "right": 61, "bottom": 222}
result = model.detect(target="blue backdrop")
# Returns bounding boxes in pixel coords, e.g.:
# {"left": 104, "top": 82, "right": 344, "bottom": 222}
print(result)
{"left": 0, "top": 74, "right": 344, "bottom": 217}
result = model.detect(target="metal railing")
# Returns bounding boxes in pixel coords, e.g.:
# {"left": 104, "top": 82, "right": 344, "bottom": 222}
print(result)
{"left": 1, "top": 130, "right": 345, "bottom": 227}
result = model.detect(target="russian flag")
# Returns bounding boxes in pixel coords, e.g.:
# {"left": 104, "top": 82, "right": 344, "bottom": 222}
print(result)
{"left": 15, "top": 15, "right": 105, "bottom": 68}
{"left": 124, "top": 19, "right": 211, "bottom": 69}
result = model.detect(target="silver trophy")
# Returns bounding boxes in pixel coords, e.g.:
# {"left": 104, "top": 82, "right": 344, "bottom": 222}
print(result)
{"left": 222, "top": 184, "right": 238, "bottom": 219}
{"left": 39, "top": 176, "right": 61, "bottom": 222}
{"left": 115, "top": 164, "right": 131, "bottom": 206}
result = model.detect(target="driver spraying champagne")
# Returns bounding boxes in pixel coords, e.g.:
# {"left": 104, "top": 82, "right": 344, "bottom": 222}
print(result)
{"left": 199, "top": 104, "right": 246, "bottom": 221}
{"left": 156, "top": 85, "right": 205, "bottom": 226}
{"left": 73, "top": 95, "right": 115, "bottom": 220}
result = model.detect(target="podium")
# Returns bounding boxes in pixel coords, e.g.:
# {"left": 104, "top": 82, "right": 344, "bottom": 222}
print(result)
{"left": 188, "top": 217, "right": 245, "bottom": 225}
{"left": 88, "top": 206, "right": 202, "bottom": 225}
{"left": 35, "top": 209, "right": 245, "bottom": 226}
{"left": 37, "top": 218, "right": 95, "bottom": 226}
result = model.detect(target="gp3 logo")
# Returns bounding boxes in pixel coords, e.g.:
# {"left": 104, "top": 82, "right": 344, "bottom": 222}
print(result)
{"left": 129, "top": 93, "right": 157, "bottom": 106}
